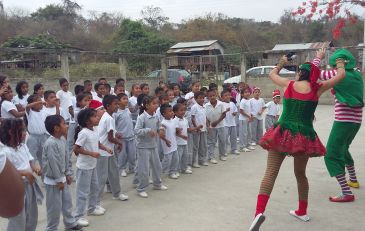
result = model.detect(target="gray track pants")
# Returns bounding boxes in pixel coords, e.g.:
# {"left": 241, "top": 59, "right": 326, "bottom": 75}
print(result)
{"left": 45, "top": 183, "right": 77, "bottom": 231}
{"left": 265, "top": 115, "right": 277, "bottom": 130}
{"left": 207, "top": 127, "right": 226, "bottom": 159}
{"left": 116, "top": 139, "right": 136, "bottom": 172}
{"left": 225, "top": 126, "right": 237, "bottom": 153}
{"left": 26, "top": 133, "right": 48, "bottom": 167}
{"left": 193, "top": 131, "right": 207, "bottom": 165}
{"left": 67, "top": 123, "right": 77, "bottom": 176}
{"left": 134, "top": 148, "right": 162, "bottom": 192}
{"left": 96, "top": 155, "right": 121, "bottom": 204}
{"left": 251, "top": 118, "right": 263, "bottom": 143}
{"left": 161, "top": 151, "right": 179, "bottom": 175}
{"left": 177, "top": 145, "right": 188, "bottom": 172}
{"left": 187, "top": 133, "right": 194, "bottom": 166}
{"left": 74, "top": 168, "right": 98, "bottom": 220}
{"left": 239, "top": 120, "right": 251, "bottom": 149}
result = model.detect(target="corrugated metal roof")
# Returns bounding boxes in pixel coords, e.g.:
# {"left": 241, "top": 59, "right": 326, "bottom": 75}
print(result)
{"left": 170, "top": 40, "right": 218, "bottom": 49}
{"left": 272, "top": 41, "right": 332, "bottom": 51}
{"left": 167, "top": 45, "right": 218, "bottom": 54}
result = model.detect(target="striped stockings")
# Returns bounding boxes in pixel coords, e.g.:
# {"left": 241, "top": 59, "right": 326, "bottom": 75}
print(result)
{"left": 346, "top": 165, "right": 358, "bottom": 183}
{"left": 335, "top": 173, "right": 352, "bottom": 195}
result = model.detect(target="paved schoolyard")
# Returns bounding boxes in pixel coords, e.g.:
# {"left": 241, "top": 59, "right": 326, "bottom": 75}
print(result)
{"left": 1, "top": 105, "right": 365, "bottom": 231}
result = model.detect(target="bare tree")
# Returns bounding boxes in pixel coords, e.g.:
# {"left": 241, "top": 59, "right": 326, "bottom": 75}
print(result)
{"left": 140, "top": 5, "right": 169, "bottom": 30}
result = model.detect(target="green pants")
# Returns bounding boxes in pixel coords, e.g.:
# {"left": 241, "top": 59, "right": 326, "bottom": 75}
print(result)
{"left": 324, "top": 121, "right": 361, "bottom": 177}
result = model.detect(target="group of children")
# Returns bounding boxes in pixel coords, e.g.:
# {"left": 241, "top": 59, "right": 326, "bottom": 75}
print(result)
{"left": 0, "top": 74, "right": 281, "bottom": 231}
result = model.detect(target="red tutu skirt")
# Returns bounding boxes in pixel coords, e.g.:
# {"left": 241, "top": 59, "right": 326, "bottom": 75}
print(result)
{"left": 259, "top": 125, "right": 326, "bottom": 157}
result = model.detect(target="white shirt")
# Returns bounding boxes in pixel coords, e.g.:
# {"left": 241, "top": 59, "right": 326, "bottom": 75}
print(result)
{"left": 43, "top": 106, "right": 66, "bottom": 119}
{"left": 160, "top": 119, "right": 178, "bottom": 154}
{"left": 191, "top": 103, "right": 206, "bottom": 132}
{"left": 205, "top": 100, "right": 225, "bottom": 128}
{"left": 1, "top": 100, "right": 17, "bottom": 119}
{"left": 265, "top": 101, "right": 280, "bottom": 116}
{"left": 93, "top": 94, "right": 103, "bottom": 103}
{"left": 239, "top": 98, "right": 251, "bottom": 121}
{"left": 185, "top": 92, "right": 196, "bottom": 108}
{"left": 0, "top": 148, "right": 6, "bottom": 174}
{"left": 250, "top": 98, "right": 265, "bottom": 120}
{"left": 129, "top": 96, "right": 138, "bottom": 107}
{"left": 174, "top": 117, "right": 188, "bottom": 145}
{"left": 3, "top": 144, "right": 33, "bottom": 172}
{"left": 98, "top": 112, "right": 115, "bottom": 157}
{"left": 27, "top": 109, "right": 47, "bottom": 135}
{"left": 13, "top": 94, "right": 29, "bottom": 108}
{"left": 224, "top": 101, "right": 237, "bottom": 127}
{"left": 56, "top": 90, "right": 73, "bottom": 121}
{"left": 75, "top": 127, "right": 99, "bottom": 169}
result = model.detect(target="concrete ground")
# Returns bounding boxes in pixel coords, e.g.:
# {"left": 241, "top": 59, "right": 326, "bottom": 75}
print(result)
{"left": 1, "top": 105, "right": 365, "bottom": 231}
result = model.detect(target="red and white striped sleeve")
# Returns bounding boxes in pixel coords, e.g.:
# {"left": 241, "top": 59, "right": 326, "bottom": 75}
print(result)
{"left": 311, "top": 58, "right": 337, "bottom": 81}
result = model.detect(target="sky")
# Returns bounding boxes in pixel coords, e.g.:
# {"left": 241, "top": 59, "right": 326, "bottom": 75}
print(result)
{"left": 2, "top": 0, "right": 329, "bottom": 23}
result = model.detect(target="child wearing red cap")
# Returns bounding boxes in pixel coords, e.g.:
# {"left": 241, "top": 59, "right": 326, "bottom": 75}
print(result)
{"left": 263, "top": 90, "right": 281, "bottom": 130}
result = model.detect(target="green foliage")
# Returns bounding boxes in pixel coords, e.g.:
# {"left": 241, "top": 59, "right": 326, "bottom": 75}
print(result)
{"left": 1, "top": 34, "right": 70, "bottom": 49}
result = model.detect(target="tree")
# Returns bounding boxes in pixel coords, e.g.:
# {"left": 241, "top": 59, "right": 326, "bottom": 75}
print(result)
{"left": 1, "top": 34, "right": 70, "bottom": 49}
{"left": 292, "top": 0, "right": 365, "bottom": 39}
{"left": 141, "top": 5, "right": 169, "bottom": 30}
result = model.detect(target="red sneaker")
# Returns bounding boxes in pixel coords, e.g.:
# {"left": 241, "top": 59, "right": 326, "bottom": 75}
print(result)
{"left": 329, "top": 194, "right": 355, "bottom": 203}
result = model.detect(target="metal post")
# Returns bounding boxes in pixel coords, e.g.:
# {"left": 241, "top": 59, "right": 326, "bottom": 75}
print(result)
{"left": 119, "top": 56, "right": 127, "bottom": 80}
{"left": 215, "top": 55, "right": 219, "bottom": 84}
{"left": 60, "top": 53, "right": 70, "bottom": 81}
{"left": 161, "top": 57, "right": 168, "bottom": 83}
{"left": 241, "top": 53, "right": 247, "bottom": 83}
{"left": 362, "top": 19, "right": 365, "bottom": 72}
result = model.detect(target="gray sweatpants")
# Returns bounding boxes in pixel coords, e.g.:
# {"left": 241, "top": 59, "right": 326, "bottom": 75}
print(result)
{"left": 45, "top": 183, "right": 76, "bottom": 231}
{"left": 187, "top": 133, "right": 194, "bottom": 167}
{"left": 161, "top": 151, "right": 179, "bottom": 175}
{"left": 225, "top": 126, "right": 237, "bottom": 153}
{"left": 265, "top": 115, "right": 277, "bottom": 130}
{"left": 177, "top": 145, "right": 188, "bottom": 172}
{"left": 239, "top": 120, "right": 251, "bottom": 149}
{"left": 207, "top": 127, "right": 226, "bottom": 160}
{"left": 74, "top": 168, "right": 98, "bottom": 220}
{"left": 116, "top": 139, "right": 136, "bottom": 172}
{"left": 251, "top": 118, "right": 263, "bottom": 143}
{"left": 96, "top": 155, "right": 121, "bottom": 204}
{"left": 66, "top": 123, "right": 77, "bottom": 177}
{"left": 134, "top": 148, "right": 162, "bottom": 192}
{"left": 192, "top": 131, "right": 208, "bottom": 165}
{"left": 26, "top": 133, "right": 48, "bottom": 167}
{"left": 7, "top": 181, "right": 38, "bottom": 231}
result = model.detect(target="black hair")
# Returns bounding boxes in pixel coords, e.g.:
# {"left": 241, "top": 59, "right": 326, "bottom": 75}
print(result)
{"left": 298, "top": 69, "right": 310, "bottom": 82}
{"left": 94, "top": 83, "right": 104, "bottom": 92}
{"left": 84, "top": 91, "right": 92, "bottom": 97}
{"left": 191, "top": 81, "right": 200, "bottom": 88}
{"left": 98, "top": 78, "right": 107, "bottom": 82}
{"left": 59, "top": 78, "right": 68, "bottom": 86}
{"left": 221, "top": 89, "right": 230, "bottom": 97}
{"left": 176, "top": 97, "right": 187, "bottom": 104}
{"left": 74, "top": 85, "right": 85, "bottom": 96}
{"left": 0, "top": 118, "right": 24, "bottom": 148}
{"left": 159, "top": 92, "right": 168, "bottom": 101}
{"left": 15, "top": 80, "right": 28, "bottom": 99}
{"left": 206, "top": 89, "right": 216, "bottom": 95}
{"left": 45, "top": 115, "right": 64, "bottom": 135}
{"left": 104, "top": 83, "right": 111, "bottom": 90}
{"left": 76, "top": 93, "right": 89, "bottom": 107}
{"left": 0, "top": 74, "right": 7, "bottom": 86}
{"left": 102, "top": 94, "right": 118, "bottom": 108}
{"left": 194, "top": 91, "right": 205, "bottom": 99}
{"left": 27, "top": 94, "right": 41, "bottom": 104}
{"left": 154, "top": 87, "right": 164, "bottom": 96}
{"left": 117, "top": 93, "right": 128, "bottom": 100}
{"left": 140, "top": 83, "right": 149, "bottom": 91}
{"left": 84, "top": 80, "right": 92, "bottom": 85}
{"left": 169, "top": 83, "right": 179, "bottom": 89}
{"left": 115, "top": 78, "right": 125, "bottom": 84}
{"left": 208, "top": 82, "right": 218, "bottom": 90}
{"left": 160, "top": 103, "right": 172, "bottom": 116}
{"left": 173, "top": 103, "right": 185, "bottom": 112}
{"left": 200, "top": 87, "right": 208, "bottom": 92}
{"left": 137, "top": 93, "right": 147, "bottom": 106}
{"left": 33, "top": 83, "right": 43, "bottom": 94}
{"left": 139, "top": 95, "right": 157, "bottom": 115}
{"left": 44, "top": 90, "right": 56, "bottom": 100}
{"left": 77, "top": 108, "right": 96, "bottom": 128}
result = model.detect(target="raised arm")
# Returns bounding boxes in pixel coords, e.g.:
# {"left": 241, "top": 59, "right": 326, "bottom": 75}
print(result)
{"left": 268, "top": 56, "right": 291, "bottom": 89}
{"left": 317, "top": 60, "right": 346, "bottom": 96}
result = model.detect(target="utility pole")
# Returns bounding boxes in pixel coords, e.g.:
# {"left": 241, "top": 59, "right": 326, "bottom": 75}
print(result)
{"left": 362, "top": 19, "right": 365, "bottom": 72}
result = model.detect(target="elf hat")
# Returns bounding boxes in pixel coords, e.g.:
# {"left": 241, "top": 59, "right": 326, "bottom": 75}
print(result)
{"left": 272, "top": 89, "right": 281, "bottom": 98}
{"left": 89, "top": 100, "right": 103, "bottom": 110}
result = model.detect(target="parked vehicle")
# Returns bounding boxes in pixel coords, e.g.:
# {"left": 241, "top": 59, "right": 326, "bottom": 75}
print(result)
{"left": 146, "top": 69, "right": 192, "bottom": 93}
{"left": 224, "top": 66, "right": 295, "bottom": 84}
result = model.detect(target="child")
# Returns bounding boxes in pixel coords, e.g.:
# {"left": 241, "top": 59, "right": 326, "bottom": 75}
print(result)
{"left": 191, "top": 91, "right": 207, "bottom": 167}
{"left": 250, "top": 87, "right": 265, "bottom": 145}
{"left": 74, "top": 93, "right": 91, "bottom": 124}
{"left": 13, "top": 80, "right": 29, "bottom": 109}
{"left": 115, "top": 78, "right": 130, "bottom": 97}
{"left": 33, "top": 83, "right": 44, "bottom": 100}
{"left": 173, "top": 103, "right": 196, "bottom": 174}
{"left": 42, "top": 115, "right": 83, "bottom": 231}
{"left": 156, "top": 93, "right": 170, "bottom": 160}
{"left": 170, "top": 83, "right": 181, "bottom": 105}
{"left": 114, "top": 93, "right": 136, "bottom": 177}
{"left": 205, "top": 89, "right": 229, "bottom": 163}
{"left": 97, "top": 95, "right": 128, "bottom": 208}
{"left": 113, "top": 82, "right": 125, "bottom": 96}
{"left": 93, "top": 83, "right": 106, "bottom": 103}
{"left": 129, "top": 84, "right": 141, "bottom": 126}
{"left": 264, "top": 90, "right": 281, "bottom": 130}
{"left": 43, "top": 90, "right": 63, "bottom": 118}
{"left": 159, "top": 104, "right": 179, "bottom": 179}
{"left": 1, "top": 86, "right": 26, "bottom": 119}
{"left": 185, "top": 81, "right": 200, "bottom": 110}
{"left": 221, "top": 90, "right": 239, "bottom": 155}
{"left": 56, "top": 78, "right": 74, "bottom": 124}
{"left": 1, "top": 118, "right": 43, "bottom": 231}
{"left": 154, "top": 87, "right": 164, "bottom": 98}
{"left": 26, "top": 94, "right": 48, "bottom": 169}
{"left": 167, "top": 89, "right": 175, "bottom": 106}
{"left": 140, "top": 83, "right": 150, "bottom": 95}
{"left": 83, "top": 80, "right": 93, "bottom": 95}
{"left": 73, "top": 108, "right": 111, "bottom": 227}
{"left": 134, "top": 96, "right": 168, "bottom": 198}
{"left": 239, "top": 87, "right": 255, "bottom": 152}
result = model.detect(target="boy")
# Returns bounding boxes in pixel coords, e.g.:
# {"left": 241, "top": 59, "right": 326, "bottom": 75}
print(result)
{"left": 56, "top": 78, "right": 74, "bottom": 124}
{"left": 264, "top": 90, "right": 281, "bottom": 130}
{"left": 114, "top": 93, "right": 136, "bottom": 177}
{"left": 191, "top": 91, "right": 207, "bottom": 167}
{"left": 42, "top": 115, "right": 83, "bottom": 230}
{"left": 159, "top": 104, "right": 179, "bottom": 179}
{"left": 93, "top": 83, "right": 106, "bottom": 103}
{"left": 250, "top": 87, "right": 265, "bottom": 145}
{"left": 205, "top": 89, "right": 229, "bottom": 163}
{"left": 239, "top": 87, "right": 255, "bottom": 152}
{"left": 221, "top": 90, "right": 239, "bottom": 155}
{"left": 43, "top": 90, "right": 64, "bottom": 118}
{"left": 97, "top": 95, "right": 128, "bottom": 210}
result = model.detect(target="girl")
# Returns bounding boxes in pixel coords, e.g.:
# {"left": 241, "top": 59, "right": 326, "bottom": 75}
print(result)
{"left": 1, "top": 86, "right": 26, "bottom": 119}
{"left": 134, "top": 96, "right": 168, "bottom": 198}
{"left": 33, "top": 83, "right": 45, "bottom": 100}
{"left": 129, "top": 84, "right": 141, "bottom": 126}
{"left": 1, "top": 118, "right": 43, "bottom": 231}
{"left": 13, "top": 81, "right": 30, "bottom": 109}
{"left": 171, "top": 83, "right": 181, "bottom": 105}
{"left": 249, "top": 87, "right": 265, "bottom": 146}
{"left": 140, "top": 83, "right": 150, "bottom": 95}
{"left": 73, "top": 108, "right": 111, "bottom": 227}
{"left": 0, "top": 74, "right": 9, "bottom": 100}
{"left": 249, "top": 53, "right": 346, "bottom": 230}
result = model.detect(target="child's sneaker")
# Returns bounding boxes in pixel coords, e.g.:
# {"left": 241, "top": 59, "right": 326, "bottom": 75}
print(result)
{"left": 240, "top": 148, "right": 251, "bottom": 152}
{"left": 113, "top": 193, "right": 129, "bottom": 201}
{"left": 153, "top": 185, "right": 168, "bottom": 191}
{"left": 348, "top": 181, "right": 360, "bottom": 188}
{"left": 209, "top": 159, "right": 218, "bottom": 164}
{"left": 96, "top": 205, "right": 106, "bottom": 213}
{"left": 138, "top": 191, "right": 148, "bottom": 198}
{"left": 201, "top": 162, "right": 209, "bottom": 166}
{"left": 88, "top": 207, "right": 105, "bottom": 216}
{"left": 68, "top": 224, "right": 84, "bottom": 230}
{"left": 120, "top": 170, "right": 127, "bottom": 177}
{"left": 219, "top": 156, "right": 227, "bottom": 161}
{"left": 231, "top": 150, "right": 240, "bottom": 155}
{"left": 77, "top": 218, "right": 89, "bottom": 227}
{"left": 175, "top": 172, "right": 180, "bottom": 177}
{"left": 248, "top": 146, "right": 256, "bottom": 150}
{"left": 250, "top": 142, "right": 257, "bottom": 146}
{"left": 192, "top": 164, "right": 201, "bottom": 168}
{"left": 183, "top": 169, "right": 193, "bottom": 174}
{"left": 186, "top": 166, "right": 193, "bottom": 171}
{"left": 169, "top": 173, "right": 178, "bottom": 179}
{"left": 289, "top": 210, "right": 310, "bottom": 222}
